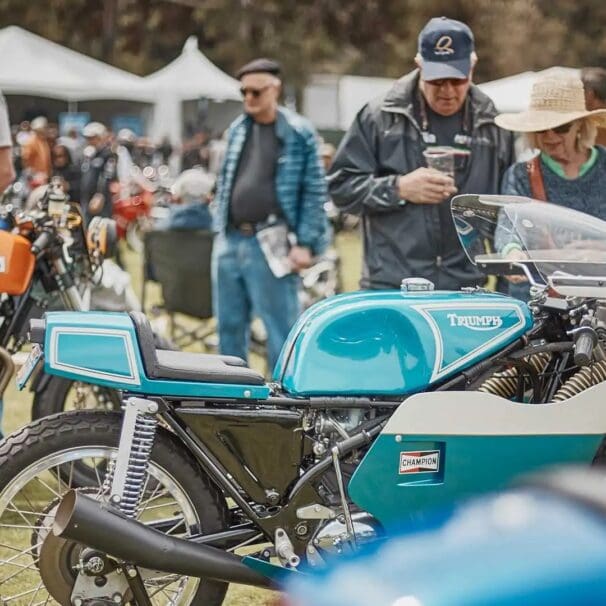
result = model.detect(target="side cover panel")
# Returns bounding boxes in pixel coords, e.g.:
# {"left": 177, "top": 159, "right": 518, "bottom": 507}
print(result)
{"left": 43, "top": 311, "right": 269, "bottom": 399}
{"left": 349, "top": 387, "right": 606, "bottom": 528}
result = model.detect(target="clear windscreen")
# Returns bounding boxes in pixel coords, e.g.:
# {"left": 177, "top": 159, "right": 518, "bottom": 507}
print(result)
{"left": 451, "top": 194, "right": 606, "bottom": 291}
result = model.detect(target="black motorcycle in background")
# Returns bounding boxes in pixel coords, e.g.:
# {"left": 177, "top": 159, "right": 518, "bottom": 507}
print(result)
{"left": 0, "top": 180, "right": 122, "bottom": 439}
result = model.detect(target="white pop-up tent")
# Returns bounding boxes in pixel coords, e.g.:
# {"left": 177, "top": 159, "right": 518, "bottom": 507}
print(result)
{"left": 0, "top": 25, "right": 153, "bottom": 102}
{"left": 477, "top": 66, "right": 581, "bottom": 113}
{"left": 303, "top": 74, "right": 394, "bottom": 132}
{"left": 144, "top": 36, "right": 241, "bottom": 145}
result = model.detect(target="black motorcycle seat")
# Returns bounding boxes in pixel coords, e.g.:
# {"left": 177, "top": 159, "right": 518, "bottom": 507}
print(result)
{"left": 129, "top": 312, "right": 265, "bottom": 385}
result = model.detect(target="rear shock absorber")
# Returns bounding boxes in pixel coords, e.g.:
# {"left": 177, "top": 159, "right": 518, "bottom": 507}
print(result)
{"left": 108, "top": 397, "right": 159, "bottom": 518}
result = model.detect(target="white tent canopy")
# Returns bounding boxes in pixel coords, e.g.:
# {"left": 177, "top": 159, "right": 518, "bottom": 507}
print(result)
{"left": 0, "top": 26, "right": 153, "bottom": 102}
{"left": 303, "top": 74, "right": 393, "bottom": 132}
{"left": 144, "top": 36, "right": 240, "bottom": 102}
{"left": 144, "top": 36, "right": 241, "bottom": 145}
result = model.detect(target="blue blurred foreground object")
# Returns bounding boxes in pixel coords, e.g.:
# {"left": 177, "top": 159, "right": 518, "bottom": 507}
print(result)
{"left": 287, "top": 468, "right": 606, "bottom": 606}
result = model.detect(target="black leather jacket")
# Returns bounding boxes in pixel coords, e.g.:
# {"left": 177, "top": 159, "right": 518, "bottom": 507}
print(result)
{"left": 80, "top": 144, "right": 117, "bottom": 219}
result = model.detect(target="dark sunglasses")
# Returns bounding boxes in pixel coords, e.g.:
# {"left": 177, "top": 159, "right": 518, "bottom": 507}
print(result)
{"left": 537, "top": 122, "right": 574, "bottom": 135}
{"left": 425, "top": 77, "right": 470, "bottom": 88}
{"left": 240, "top": 85, "right": 271, "bottom": 98}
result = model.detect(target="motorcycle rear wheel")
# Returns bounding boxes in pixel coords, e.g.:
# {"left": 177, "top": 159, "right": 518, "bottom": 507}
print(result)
{"left": 31, "top": 378, "right": 122, "bottom": 488}
{"left": 0, "top": 411, "right": 229, "bottom": 606}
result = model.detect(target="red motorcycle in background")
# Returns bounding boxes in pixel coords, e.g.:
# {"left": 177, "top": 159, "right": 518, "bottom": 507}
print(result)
{"left": 112, "top": 188, "right": 153, "bottom": 252}
{"left": 111, "top": 165, "right": 172, "bottom": 252}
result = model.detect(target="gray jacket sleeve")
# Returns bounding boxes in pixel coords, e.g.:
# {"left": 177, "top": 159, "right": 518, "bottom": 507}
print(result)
{"left": 327, "top": 105, "right": 404, "bottom": 215}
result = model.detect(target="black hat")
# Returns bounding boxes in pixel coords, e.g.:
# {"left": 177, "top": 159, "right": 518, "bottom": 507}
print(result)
{"left": 235, "top": 58, "right": 281, "bottom": 80}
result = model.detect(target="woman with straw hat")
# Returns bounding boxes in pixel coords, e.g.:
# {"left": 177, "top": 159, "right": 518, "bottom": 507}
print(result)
{"left": 496, "top": 71, "right": 606, "bottom": 211}
{"left": 494, "top": 71, "right": 606, "bottom": 299}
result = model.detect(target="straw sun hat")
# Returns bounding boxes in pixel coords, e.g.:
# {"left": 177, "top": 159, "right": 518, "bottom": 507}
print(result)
{"left": 495, "top": 71, "right": 606, "bottom": 133}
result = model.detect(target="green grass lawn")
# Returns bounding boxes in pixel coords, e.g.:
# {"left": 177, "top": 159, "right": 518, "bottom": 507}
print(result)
{"left": 0, "top": 228, "right": 362, "bottom": 605}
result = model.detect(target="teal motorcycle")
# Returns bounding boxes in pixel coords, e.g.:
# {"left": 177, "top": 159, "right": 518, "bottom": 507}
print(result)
{"left": 2, "top": 194, "right": 606, "bottom": 605}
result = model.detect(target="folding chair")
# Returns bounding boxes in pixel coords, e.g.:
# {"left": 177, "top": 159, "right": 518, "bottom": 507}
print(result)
{"left": 142, "top": 229, "right": 215, "bottom": 348}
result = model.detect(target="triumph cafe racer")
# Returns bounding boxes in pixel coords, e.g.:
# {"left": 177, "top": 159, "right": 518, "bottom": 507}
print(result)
{"left": 2, "top": 194, "right": 606, "bottom": 605}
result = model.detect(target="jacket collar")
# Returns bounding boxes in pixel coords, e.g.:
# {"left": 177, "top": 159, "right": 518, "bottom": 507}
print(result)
{"left": 381, "top": 69, "right": 499, "bottom": 129}
{"left": 236, "top": 106, "right": 290, "bottom": 141}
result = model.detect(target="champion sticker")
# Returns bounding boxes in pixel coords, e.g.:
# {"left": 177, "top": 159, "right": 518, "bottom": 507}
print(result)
{"left": 399, "top": 450, "right": 440, "bottom": 474}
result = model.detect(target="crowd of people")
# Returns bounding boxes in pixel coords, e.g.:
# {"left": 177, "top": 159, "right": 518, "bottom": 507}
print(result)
{"left": 5, "top": 117, "right": 221, "bottom": 217}
{"left": 1, "top": 15, "right": 606, "bottom": 370}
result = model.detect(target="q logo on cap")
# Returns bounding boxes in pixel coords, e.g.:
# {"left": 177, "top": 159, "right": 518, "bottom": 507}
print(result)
{"left": 434, "top": 35, "right": 455, "bottom": 56}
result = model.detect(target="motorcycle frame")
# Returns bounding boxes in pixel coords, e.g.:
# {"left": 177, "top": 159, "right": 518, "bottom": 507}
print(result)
{"left": 142, "top": 395, "right": 388, "bottom": 549}
{"left": 118, "top": 333, "right": 571, "bottom": 552}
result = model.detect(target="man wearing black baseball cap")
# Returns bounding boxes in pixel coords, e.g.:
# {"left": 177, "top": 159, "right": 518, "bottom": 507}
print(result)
{"left": 328, "top": 17, "right": 514, "bottom": 291}
{"left": 213, "top": 58, "right": 328, "bottom": 369}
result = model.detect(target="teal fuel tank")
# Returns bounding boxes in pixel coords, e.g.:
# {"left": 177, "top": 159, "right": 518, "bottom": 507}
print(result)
{"left": 274, "top": 290, "right": 532, "bottom": 397}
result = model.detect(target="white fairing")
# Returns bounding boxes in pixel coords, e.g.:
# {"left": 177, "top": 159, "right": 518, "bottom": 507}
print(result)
{"left": 385, "top": 382, "right": 606, "bottom": 436}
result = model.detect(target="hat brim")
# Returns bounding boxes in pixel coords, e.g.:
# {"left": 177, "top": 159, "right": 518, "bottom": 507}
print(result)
{"left": 421, "top": 57, "right": 471, "bottom": 81}
{"left": 495, "top": 109, "right": 606, "bottom": 132}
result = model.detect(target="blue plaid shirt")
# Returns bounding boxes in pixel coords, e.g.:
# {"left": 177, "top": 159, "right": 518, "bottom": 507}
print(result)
{"left": 214, "top": 107, "right": 329, "bottom": 254}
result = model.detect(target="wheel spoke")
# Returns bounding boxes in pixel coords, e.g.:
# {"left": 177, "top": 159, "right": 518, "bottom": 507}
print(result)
{"left": 55, "top": 465, "right": 63, "bottom": 494}
{"left": 140, "top": 500, "right": 179, "bottom": 513}
{"left": 27, "top": 580, "right": 45, "bottom": 606}
{"left": 227, "top": 532, "right": 264, "bottom": 552}
{"left": 68, "top": 460, "right": 75, "bottom": 489}
{"left": 136, "top": 482, "right": 167, "bottom": 516}
{"left": 91, "top": 456, "right": 104, "bottom": 490}
{"left": 1, "top": 559, "right": 41, "bottom": 585}
{"left": 0, "top": 523, "right": 51, "bottom": 530}
{"left": 2, "top": 583, "right": 49, "bottom": 603}
{"left": 1, "top": 543, "right": 43, "bottom": 568}
{"left": 0, "top": 541, "right": 32, "bottom": 554}
{"left": 6, "top": 503, "right": 48, "bottom": 518}
{"left": 4, "top": 499, "right": 47, "bottom": 530}
{"left": 19, "top": 490, "right": 40, "bottom": 520}
{"left": 34, "top": 476, "right": 61, "bottom": 499}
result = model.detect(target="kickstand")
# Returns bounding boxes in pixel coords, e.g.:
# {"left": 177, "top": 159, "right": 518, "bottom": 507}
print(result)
{"left": 124, "top": 565, "right": 152, "bottom": 606}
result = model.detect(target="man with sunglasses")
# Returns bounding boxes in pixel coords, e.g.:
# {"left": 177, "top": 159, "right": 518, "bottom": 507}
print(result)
{"left": 213, "top": 58, "right": 328, "bottom": 369}
{"left": 328, "top": 17, "right": 514, "bottom": 291}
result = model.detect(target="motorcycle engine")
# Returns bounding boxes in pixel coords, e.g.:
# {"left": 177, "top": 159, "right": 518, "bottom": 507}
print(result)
{"left": 308, "top": 408, "right": 370, "bottom": 459}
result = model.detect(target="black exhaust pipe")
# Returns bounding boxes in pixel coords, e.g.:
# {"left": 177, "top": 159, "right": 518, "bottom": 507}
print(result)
{"left": 54, "top": 490, "right": 273, "bottom": 588}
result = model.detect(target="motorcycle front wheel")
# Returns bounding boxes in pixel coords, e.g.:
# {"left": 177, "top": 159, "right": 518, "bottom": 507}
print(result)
{"left": 0, "top": 411, "right": 229, "bottom": 606}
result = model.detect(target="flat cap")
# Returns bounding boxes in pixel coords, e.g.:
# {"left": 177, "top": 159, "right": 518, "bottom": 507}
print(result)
{"left": 235, "top": 58, "right": 281, "bottom": 79}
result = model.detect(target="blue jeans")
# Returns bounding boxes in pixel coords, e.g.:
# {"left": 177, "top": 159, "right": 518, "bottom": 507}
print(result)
{"left": 212, "top": 231, "right": 300, "bottom": 371}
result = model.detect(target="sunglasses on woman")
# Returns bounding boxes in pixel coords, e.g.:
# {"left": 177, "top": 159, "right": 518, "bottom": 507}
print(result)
{"left": 537, "top": 122, "right": 574, "bottom": 135}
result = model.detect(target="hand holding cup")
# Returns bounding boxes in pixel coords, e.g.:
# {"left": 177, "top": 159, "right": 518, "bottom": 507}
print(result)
{"left": 396, "top": 167, "right": 457, "bottom": 204}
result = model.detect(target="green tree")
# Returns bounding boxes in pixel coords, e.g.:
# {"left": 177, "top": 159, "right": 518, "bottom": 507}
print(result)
{"left": 0, "top": 0, "right": 604, "bottom": 90}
